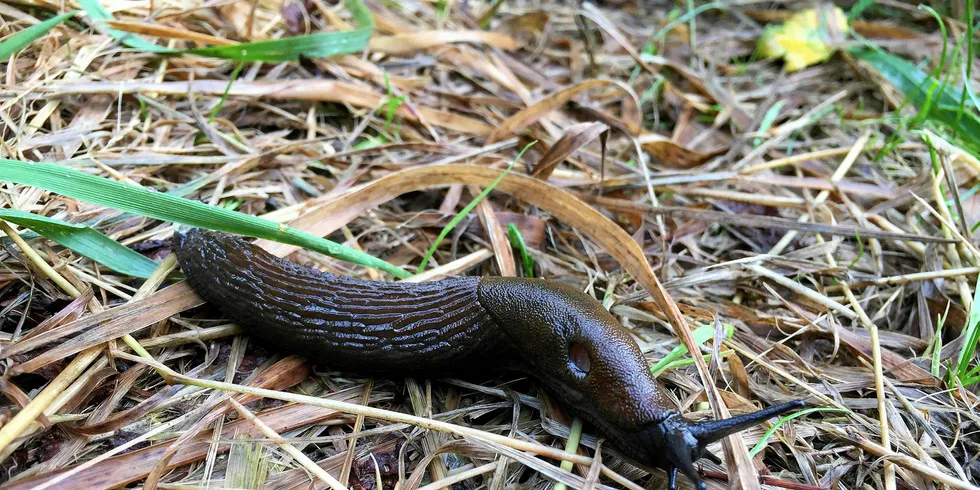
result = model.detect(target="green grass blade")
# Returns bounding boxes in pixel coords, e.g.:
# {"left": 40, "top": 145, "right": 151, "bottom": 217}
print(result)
{"left": 341, "top": 0, "right": 374, "bottom": 30}
{"left": 962, "top": 0, "right": 976, "bottom": 117}
{"left": 748, "top": 408, "right": 850, "bottom": 457}
{"left": 0, "top": 209, "right": 161, "bottom": 278}
{"left": 649, "top": 323, "right": 733, "bottom": 377}
{"left": 0, "top": 12, "right": 77, "bottom": 59}
{"left": 379, "top": 72, "right": 407, "bottom": 134}
{"left": 851, "top": 47, "right": 980, "bottom": 157}
{"left": 931, "top": 305, "right": 949, "bottom": 378}
{"left": 852, "top": 48, "right": 962, "bottom": 105}
{"left": 955, "top": 274, "right": 980, "bottom": 379}
{"left": 654, "top": 350, "right": 732, "bottom": 374}
{"left": 650, "top": 2, "right": 723, "bottom": 43}
{"left": 209, "top": 60, "right": 245, "bottom": 122}
{"left": 553, "top": 416, "right": 584, "bottom": 490}
{"left": 847, "top": 0, "right": 875, "bottom": 21}
{"left": 184, "top": 30, "right": 370, "bottom": 61}
{"left": 478, "top": 0, "right": 506, "bottom": 29}
{"left": 0, "top": 159, "right": 410, "bottom": 279}
{"left": 963, "top": 63, "right": 980, "bottom": 114}
{"left": 754, "top": 100, "right": 786, "bottom": 147}
{"left": 416, "top": 142, "right": 536, "bottom": 273}
{"left": 79, "top": 0, "right": 372, "bottom": 61}
{"left": 507, "top": 223, "right": 534, "bottom": 277}
{"left": 847, "top": 231, "right": 865, "bottom": 269}
{"left": 79, "top": 0, "right": 177, "bottom": 53}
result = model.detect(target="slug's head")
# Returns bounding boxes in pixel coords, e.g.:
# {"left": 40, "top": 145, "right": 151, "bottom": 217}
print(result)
{"left": 625, "top": 401, "right": 805, "bottom": 489}
{"left": 476, "top": 276, "right": 803, "bottom": 489}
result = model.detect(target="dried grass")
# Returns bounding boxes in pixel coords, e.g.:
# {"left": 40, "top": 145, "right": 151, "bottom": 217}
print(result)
{"left": 2, "top": 1, "right": 979, "bottom": 489}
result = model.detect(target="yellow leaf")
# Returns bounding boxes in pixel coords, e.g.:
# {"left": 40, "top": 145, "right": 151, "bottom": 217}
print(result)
{"left": 757, "top": 6, "right": 849, "bottom": 72}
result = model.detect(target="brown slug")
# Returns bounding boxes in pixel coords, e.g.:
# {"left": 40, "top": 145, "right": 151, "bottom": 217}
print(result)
{"left": 173, "top": 228, "right": 802, "bottom": 490}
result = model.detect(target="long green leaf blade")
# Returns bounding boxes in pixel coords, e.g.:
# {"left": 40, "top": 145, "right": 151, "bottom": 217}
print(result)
{"left": 507, "top": 223, "right": 534, "bottom": 277}
{"left": 79, "top": 0, "right": 177, "bottom": 53}
{"left": 0, "top": 209, "right": 160, "bottom": 278}
{"left": 78, "top": 0, "right": 373, "bottom": 61}
{"left": 649, "top": 323, "right": 732, "bottom": 377}
{"left": 851, "top": 47, "right": 980, "bottom": 157}
{"left": 956, "top": 274, "right": 980, "bottom": 378}
{"left": 852, "top": 48, "right": 964, "bottom": 106}
{"left": 190, "top": 0, "right": 373, "bottom": 61}
{"left": 0, "top": 12, "right": 77, "bottom": 59}
{"left": 0, "top": 159, "right": 410, "bottom": 279}
{"left": 748, "top": 408, "right": 850, "bottom": 457}
{"left": 416, "top": 142, "right": 535, "bottom": 273}
{"left": 185, "top": 30, "right": 370, "bottom": 61}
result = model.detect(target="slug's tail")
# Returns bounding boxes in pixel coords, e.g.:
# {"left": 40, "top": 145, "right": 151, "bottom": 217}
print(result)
{"left": 660, "top": 400, "right": 804, "bottom": 490}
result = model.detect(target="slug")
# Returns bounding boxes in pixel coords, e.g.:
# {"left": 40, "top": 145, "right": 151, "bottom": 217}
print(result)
{"left": 173, "top": 229, "right": 802, "bottom": 490}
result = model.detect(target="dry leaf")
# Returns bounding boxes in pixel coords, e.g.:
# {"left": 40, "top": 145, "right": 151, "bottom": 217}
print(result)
{"left": 531, "top": 122, "right": 608, "bottom": 179}
{"left": 281, "top": 0, "right": 312, "bottom": 35}
{"left": 474, "top": 191, "right": 516, "bottom": 277}
{"left": 499, "top": 11, "right": 549, "bottom": 47}
{"left": 488, "top": 79, "right": 639, "bottom": 143}
{"left": 639, "top": 133, "right": 726, "bottom": 169}
{"left": 104, "top": 20, "right": 235, "bottom": 47}
{"left": 217, "top": 0, "right": 253, "bottom": 38}
{"left": 757, "top": 6, "right": 849, "bottom": 72}
{"left": 745, "top": 10, "right": 927, "bottom": 41}
{"left": 369, "top": 31, "right": 519, "bottom": 54}
{"left": 45, "top": 80, "right": 494, "bottom": 136}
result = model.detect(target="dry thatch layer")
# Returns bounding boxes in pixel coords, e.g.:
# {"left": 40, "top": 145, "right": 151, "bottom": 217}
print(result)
{"left": 1, "top": 1, "right": 979, "bottom": 489}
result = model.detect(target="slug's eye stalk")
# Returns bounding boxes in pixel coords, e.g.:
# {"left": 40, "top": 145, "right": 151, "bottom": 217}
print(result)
{"left": 654, "top": 400, "right": 805, "bottom": 490}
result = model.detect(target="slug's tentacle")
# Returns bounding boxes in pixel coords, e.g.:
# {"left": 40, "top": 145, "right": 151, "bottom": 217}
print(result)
{"left": 173, "top": 229, "right": 804, "bottom": 489}
{"left": 173, "top": 229, "right": 502, "bottom": 371}
{"left": 691, "top": 400, "right": 806, "bottom": 443}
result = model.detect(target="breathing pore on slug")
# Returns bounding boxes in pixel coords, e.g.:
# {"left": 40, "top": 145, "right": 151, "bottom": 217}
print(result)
{"left": 173, "top": 228, "right": 804, "bottom": 490}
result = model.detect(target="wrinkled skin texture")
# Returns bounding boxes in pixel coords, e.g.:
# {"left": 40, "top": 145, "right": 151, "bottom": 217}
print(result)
{"left": 174, "top": 229, "right": 803, "bottom": 489}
